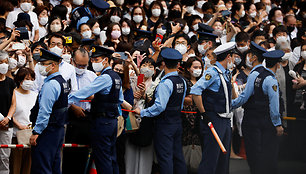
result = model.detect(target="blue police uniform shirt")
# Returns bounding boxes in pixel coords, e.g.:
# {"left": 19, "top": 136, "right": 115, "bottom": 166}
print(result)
{"left": 140, "top": 71, "right": 187, "bottom": 117}
{"left": 68, "top": 66, "right": 124, "bottom": 106}
{"left": 33, "top": 72, "right": 62, "bottom": 134}
{"left": 231, "top": 64, "right": 264, "bottom": 109}
{"left": 74, "top": 70, "right": 97, "bottom": 111}
{"left": 190, "top": 61, "right": 230, "bottom": 95}
{"left": 261, "top": 68, "right": 282, "bottom": 126}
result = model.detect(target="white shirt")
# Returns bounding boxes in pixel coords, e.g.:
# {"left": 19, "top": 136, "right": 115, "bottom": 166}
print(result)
{"left": 38, "top": 26, "right": 48, "bottom": 40}
{"left": 292, "top": 46, "right": 301, "bottom": 66}
{"left": 33, "top": 61, "right": 78, "bottom": 93}
{"left": 74, "top": 70, "right": 97, "bottom": 111}
{"left": 13, "top": 90, "right": 37, "bottom": 136}
{"left": 6, "top": 8, "right": 39, "bottom": 31}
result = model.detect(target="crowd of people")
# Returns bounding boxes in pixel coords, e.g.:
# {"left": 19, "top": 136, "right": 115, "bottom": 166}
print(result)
{"left": 0, "top": 0, "right": 305, "bottom": 174}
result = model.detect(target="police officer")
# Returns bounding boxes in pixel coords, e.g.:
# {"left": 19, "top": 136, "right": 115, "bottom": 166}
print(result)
{"left": 30, "top": 49, "right": 69, "bottom": 174}
{"left": 63, "top": 48, "right": 97, "bottom": 174}
{"left": 68, "top": 45, "right": 123, "bottom": 174}
{"left": 243, "top": 50, "right": 284, "bottom": 174}
{"left": 134, "top": 48, "right": 188, "bottom": 174}
{"left": 190, "top": 42, "right": 236, "bottom": 174}
{"left": 197, "top": 31, "right": 218, "bottom": 67}
{"left": 231, "top": 42, "right": 268, "bottom": 174}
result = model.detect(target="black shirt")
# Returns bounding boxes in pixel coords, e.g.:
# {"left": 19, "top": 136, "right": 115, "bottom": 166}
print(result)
{"left": 0, "top": 77, "right": 16, "bottom": 127}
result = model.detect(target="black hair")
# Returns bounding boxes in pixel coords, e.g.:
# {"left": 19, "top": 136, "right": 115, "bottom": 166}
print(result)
{"left": 231, "top": 3, "right": 244, "bottom": 16}
{"left": 87, "top": 18, "right": 99, "bottom": 29}
{"left": 50, "top": 5, "right": 67, "bottom": 20}
{"left": 140, "top": 57, "right": 156, "bottom": 67}
{"left": 172, "top": 33, "right": 190, "bottom": 48}
{"left": 235, "top": 32, "right": 250, "bottom": 43}
{"left": 14, "top": 67, "right": 35, "bottom": 88}
{"left": 48, "top": 32, "right": 66, "bottom": 47}
{"left": 164, "top": 59, "right": 179, "bottom": 69}
{"left": 201, "top": 2, "right": 215, "bottom": 13}
{"left": 272, "top": 25, "right": 287, "bottom": 37}
{"left": 31, "top": 41, "right": 48, "bottom": 52}
{"left": 251, "top": 29, "right": 267, "bottom": 41}
{"left": 268, "top": 7, "right": 282, "bottom": 22}
{"left": 266, "top": 60, "right": 279, "bottom": 68}
{"left": 148, "top": 1, "right": 164, "bottom": 19}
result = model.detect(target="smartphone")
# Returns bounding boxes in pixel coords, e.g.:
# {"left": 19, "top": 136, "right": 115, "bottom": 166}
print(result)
{"left": 12, "top": 42, "right": 26, "bottom": 50}
{"left": 155, "top": 34, "right": 163, "bottom": 45}
{"left": 16, "top": 27, "right": 29, "bottom": 41}
{"left": 137, "top": 74, "right": 144, "bottom": 86}
{"left": 115, "top": 52, "right": 128, "bottom": 60}
{"left": 221, "top": 10, "right": 231, "bottom": 17}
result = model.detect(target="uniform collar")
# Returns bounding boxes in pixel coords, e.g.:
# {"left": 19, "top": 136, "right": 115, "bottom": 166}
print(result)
{"left": 250, "top": 64, "right": 263, "bottom": 73}
{"left": 161, "top": 71, "right": 178, "bottom": 80}
{"left": 266, "top": 67, "right": 276, "bottom": 76}
{"left": 45, "top": 71, "right": 60, "bottom": 82}
{"left": 101, "top": 66, "right": 111, "bottom": 74}
{"left": 215, "top": 61, "right": 227, "bottom": 74}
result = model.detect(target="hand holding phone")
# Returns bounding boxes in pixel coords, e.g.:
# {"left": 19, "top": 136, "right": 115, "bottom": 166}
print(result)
{"left": 137, "top": 74, "right": 144, "bottom": 86}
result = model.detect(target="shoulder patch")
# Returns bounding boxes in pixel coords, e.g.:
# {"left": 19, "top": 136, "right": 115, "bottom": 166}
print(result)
{"left": 272, "top": 85, "right": 277, "bottom": 92}
{"left": 205, "top": 74, "right": 212, "bottom": 80}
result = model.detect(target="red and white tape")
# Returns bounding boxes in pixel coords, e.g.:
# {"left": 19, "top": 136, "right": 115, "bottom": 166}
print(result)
{"left": 0, "top": 144, "right": 89, "bottom": 148}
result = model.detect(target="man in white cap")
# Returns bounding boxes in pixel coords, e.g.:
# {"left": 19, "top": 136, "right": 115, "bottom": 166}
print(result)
{"left": 190, "top": 42, "right": 236, "bottom": 174}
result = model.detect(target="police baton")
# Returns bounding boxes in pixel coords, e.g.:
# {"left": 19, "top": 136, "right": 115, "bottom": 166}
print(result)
{"left": 283, "top": 117, "right": 306, "bottom": 122}
{"left": 208, "top": 122, "right": 227, "bottom": 154}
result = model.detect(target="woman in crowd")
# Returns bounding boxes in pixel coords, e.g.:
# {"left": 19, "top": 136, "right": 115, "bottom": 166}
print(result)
{"left": 104, "top": 23, "right": 122, "bottom": 50}
{"left": 10, "top": 67, "right": 37, "bottom": 174}
{"left": 131, "top": 7, "right": 147, "bottom": 30}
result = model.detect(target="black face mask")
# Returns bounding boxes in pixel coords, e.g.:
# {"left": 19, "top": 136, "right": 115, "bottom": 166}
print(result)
{"left": 168, "top": 10, "right": 182, "bottom": 20}
{"left": 287, "top": 26, "right": 295, "bottom": 33}
{"left": 33, "top": 53, "right": 40, "bottom": 61}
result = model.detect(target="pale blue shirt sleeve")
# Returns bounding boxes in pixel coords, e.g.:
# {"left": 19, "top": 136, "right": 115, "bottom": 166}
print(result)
{"left": 262, "top": 76, "right": 282, "bottom": 126}
{"left": 190, "top": 68, "right": 219, "bottom": 95}
{"left": 140, "top": 79, "right": 173, "bottom": 117}
{"left": 68, "top": 74, "right": 112, "bottom": 104}
{"left": 231, "top": 71, "right": 259, "bottom": 109}
{"left": 33, "top": 80, "right": 61, "bottom": 134}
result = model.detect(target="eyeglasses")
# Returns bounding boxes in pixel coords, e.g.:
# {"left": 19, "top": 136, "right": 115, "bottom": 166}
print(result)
{"left": 73, "top": 60, "right": 88, "bottom": 69}
{"left": 37, "top": 62, "right": 53, "bottom": 66}
{"left": 50, "top": 42, "right": 63, "bottom": 48}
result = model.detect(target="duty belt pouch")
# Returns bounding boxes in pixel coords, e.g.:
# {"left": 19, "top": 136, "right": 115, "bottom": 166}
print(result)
{"left": 129, "top": 117, "right": 154, "bottom": 147}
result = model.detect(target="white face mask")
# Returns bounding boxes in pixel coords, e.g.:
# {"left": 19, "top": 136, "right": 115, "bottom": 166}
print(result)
{"left": 0, "top": 63, "right": 8, "bottom": 74}
{"left": 122, "top": 27, "right": 131, "bottom": 35}
{"left": 39, "top": 17, "right": 48, "bottom": 26}
{"left": 152, "top": 9, "right": 161, "bottom": 17}
{"left": 180, "top": 26, "right": 187, "bottom": 35}
{"left": 175, "top": 44, "right": 188, "bottom": 55}
{"left": 73, "top": 0, "right": 84, "bottom": 6}
{"left": 164, "top": 9, "right": 168, "bottom": 16}
{"left": 197, "top": 1, "right": 206, "bottom": 9}
{"left": 237, "top": 45, "right": 249, "bottom": 53}
{"left": 266, "top": 5, "right": 272, "bottom": 13}
{"left": 93, "top": 28, "right": 101, "bottom": 36}
{"left": 8, "top": 58, "right": 17, "bottom": 70}
{"left": 192, "top": 69, "right": 202, "bottom": 77}
{"left": 192, "top": 23, "right": 199, "bottom": 31}
{"left": 145, "top": 0, "right": 154, "bottom": 6}
{"left": 276, "top": 36, "right": 287, "bottom": 44}
{"left": 133, "top": 15, "right": 143, "bottom": 23}
{"left": 17, "top": 55, "right": 26, "bottom": 67}
{"left": 249, "top": 12, "right": 257, "bottom": 18}
{"left": 156, "top": 28, "right": 166, "bottom": 35}
{"left": 198, "top": 43, "right": 208, "bottom": 55}
{"left": 50, "top": 46, "right": 63, "bottom": 56}
{"left": 110, "top": 16, "right": 121, "bottom": 23}
{"left": 186, "top": 6, "right": 194, "bottom": 14}
{"left": 240, "top": 10, "right": 245, "bottom": 18}
{"left": 50, "top": 24, "right": 62, "bottom": 33}
{"left": 246, "top": 55, "right": 253, "bottom": 68}
{"left": 62, "top": 54, "right": 71, "bottom": 63}
{"left": 301, "top": 51, "right": 306, "bottom": 60}
{"left": 234, "top": 57, "right": 242, "bottom": 65}
{"left": 20, "top": 2, "right": 32, "bottom": 12}
{"left": 213, "top": 29, "right": 223, "bottom": 36}
{"left": 38, "top": 64, "right": 51, "bottom": 76}
{"left": 140, "top": 67, "right": 154, "bottom": 78}
{"left": 21, "top": 80, "right": 34, "bottom": 90}
{"left": 75, "top": 67, "right": 86, "bottom": 75}
{"left": 82, "top": 30, "right": 92, "bottom": 39}
{"left": 227, "top": 59, "right": 234, "bottom": 69}
{"left": 282, "top": 52, "right": 292, "bottom": 61}
{"left": 92, "top": 58, "right": 106, "bottom": 72}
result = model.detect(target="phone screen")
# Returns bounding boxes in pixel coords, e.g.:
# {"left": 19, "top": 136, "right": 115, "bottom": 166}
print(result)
{"left": 115, "top": 52, "right": 128, "bottom": 60}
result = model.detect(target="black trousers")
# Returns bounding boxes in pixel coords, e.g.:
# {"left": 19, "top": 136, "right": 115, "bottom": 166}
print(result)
{"left": 242, "top": 110, "right": 279, "bottom": 174}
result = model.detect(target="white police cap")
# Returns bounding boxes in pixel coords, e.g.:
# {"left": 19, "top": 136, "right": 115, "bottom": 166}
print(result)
{"left": 213, "top": 42, "right": 236, "bottom": 56}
